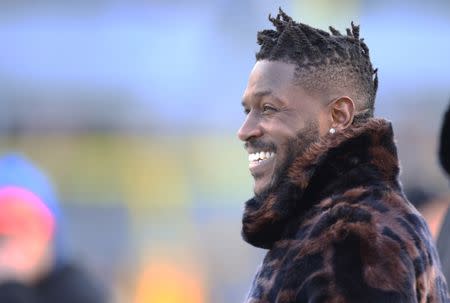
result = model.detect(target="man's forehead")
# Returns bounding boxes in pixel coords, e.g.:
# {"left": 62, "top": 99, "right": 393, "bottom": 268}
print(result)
{"left": 249, "top": 60, "right": 297, "bottom": 87}
{"left": 242, "top": 60, "right": 299, "bottom": 105}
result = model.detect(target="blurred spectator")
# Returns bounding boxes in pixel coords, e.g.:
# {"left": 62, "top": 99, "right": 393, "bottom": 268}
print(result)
{"left": 404, "top": 186, "right": 449, "bottom": 241}
{"left": 439, "top": 101, "right": 450, "bottom": 181}
{"left": 0, "top": 153, "right": 108, "bottom": 303}
{"left": 437, "top": 102, "right": 450, "bottom": 284}
{"left": 405, "top": 102, "right": 450, "bottom": 284}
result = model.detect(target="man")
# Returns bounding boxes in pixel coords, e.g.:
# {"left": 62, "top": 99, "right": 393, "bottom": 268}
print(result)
{"left": 238, "top": 9, "right": 449, "bottom": 302}
{"left": 0, "top": 154, "right": 107, "bottom": 303}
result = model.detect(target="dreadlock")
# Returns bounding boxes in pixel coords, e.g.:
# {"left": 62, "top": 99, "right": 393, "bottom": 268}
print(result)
{"left": 256, "top": 8, "right": 378, "bottom": 119}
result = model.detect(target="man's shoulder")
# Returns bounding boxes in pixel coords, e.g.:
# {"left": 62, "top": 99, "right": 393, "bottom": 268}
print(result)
{"left": 290, "top": 186, "right": 430, "bottom": 256}
{"left": 263, "top": 187, "right": 448, "bottom": 302}
{"left": 270, "top": 188, "right": 424, "bottom": 295}
{"left": 265, "top": 188, "right": 422, "bottom": 302}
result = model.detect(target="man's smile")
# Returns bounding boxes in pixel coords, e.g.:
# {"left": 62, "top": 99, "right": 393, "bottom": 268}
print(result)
{"left": 248, "top": 150, "right": 276, "bottom": 171}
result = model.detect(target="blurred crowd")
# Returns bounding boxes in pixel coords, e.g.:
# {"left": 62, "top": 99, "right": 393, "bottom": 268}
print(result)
{"left": 0, "top": 155, "right": 107, "bottom": 302}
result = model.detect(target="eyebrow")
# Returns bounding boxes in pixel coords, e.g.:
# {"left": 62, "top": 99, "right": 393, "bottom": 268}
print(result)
{"left": 241, "top": 90, "right": 278, "bottom": 107}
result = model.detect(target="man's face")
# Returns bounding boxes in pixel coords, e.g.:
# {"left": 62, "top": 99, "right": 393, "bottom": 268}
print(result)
{"left": 238, "top": 60, "right": 329, "bottom": 195}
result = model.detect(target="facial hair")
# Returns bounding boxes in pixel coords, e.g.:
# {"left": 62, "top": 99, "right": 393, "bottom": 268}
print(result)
{"left": 255, "top": 119, "right": 320, "bottom": 201}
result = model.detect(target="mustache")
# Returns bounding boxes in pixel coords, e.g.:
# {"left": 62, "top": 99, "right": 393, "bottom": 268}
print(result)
{"left": 244, "top": 139, "right": 277, "bottom": 152}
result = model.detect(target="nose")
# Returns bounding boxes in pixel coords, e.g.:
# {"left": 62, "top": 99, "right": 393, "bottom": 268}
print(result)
{"left": 237, "top": 114, "right": 263, "bottom": 142}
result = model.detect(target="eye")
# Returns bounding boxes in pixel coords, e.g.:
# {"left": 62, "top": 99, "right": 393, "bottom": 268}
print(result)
{"left": 262, "top": 104, "right": 277, "bottom": 113}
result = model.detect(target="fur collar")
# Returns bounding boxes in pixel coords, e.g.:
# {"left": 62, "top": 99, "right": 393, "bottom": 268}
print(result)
{"left": 242, "top": 118, "right": 401, "bottom": 249}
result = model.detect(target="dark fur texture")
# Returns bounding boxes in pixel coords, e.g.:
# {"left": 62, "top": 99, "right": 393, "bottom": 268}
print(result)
{"left": 243, "top": 119, "right": 449, "bottom": 303}
{"left": 440, "top": 102, "right": 450, "bottom": 176}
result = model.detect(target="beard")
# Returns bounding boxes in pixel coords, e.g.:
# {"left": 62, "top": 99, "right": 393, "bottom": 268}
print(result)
{"left": 254, "top": 119, "right": 320, "bottom": 201}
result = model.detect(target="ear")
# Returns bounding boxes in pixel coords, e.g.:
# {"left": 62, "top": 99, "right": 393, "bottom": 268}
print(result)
{"left": 329, "top": 96, "right": 355, "bottom": 130}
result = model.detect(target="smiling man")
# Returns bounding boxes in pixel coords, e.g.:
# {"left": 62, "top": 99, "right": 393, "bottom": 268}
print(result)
{"left": 238, "top": 9, "right": 449, "bottom": 303}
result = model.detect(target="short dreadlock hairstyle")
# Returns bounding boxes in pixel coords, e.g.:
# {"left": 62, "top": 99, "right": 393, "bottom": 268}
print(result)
{"left": 256, "top": 9, "right": 378, "bottom": 119}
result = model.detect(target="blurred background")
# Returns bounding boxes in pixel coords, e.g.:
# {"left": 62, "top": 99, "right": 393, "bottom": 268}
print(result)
{"left": 0, "top": 0, "right": 449, "bottom": 302}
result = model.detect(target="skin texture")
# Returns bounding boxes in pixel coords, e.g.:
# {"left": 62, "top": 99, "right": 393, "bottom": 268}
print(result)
{"left": 238, "top": 60, "right": 355, "bottom": 195}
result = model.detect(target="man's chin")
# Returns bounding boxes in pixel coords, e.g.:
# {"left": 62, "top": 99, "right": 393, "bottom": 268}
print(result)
{"left": 252, "top": 164, "right": 287, "bottom": 199}
{"left": 253, "top": 178, "right": 272, "bottom": 197}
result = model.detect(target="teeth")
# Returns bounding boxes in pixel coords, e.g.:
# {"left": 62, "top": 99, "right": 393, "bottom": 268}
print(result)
{"left": 248, "top": 151, "right": 275, "bottom": 162}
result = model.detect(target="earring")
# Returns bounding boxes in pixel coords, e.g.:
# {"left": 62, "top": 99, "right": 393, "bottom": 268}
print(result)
{"left": 329, "top": 128, "right": 336, "bottom": 134}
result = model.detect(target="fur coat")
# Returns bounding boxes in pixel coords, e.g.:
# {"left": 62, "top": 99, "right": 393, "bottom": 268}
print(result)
{"left": 243, "top": 118, "right": 449, "bottom": 303}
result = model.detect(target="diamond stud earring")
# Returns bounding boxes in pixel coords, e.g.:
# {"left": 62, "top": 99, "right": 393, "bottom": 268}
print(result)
{"left": 329, "top": 128, "right": 336, "bottom": 134}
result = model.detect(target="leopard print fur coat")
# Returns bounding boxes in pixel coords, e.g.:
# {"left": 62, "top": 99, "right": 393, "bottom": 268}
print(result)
{"left": 242, "top": 118, "right": 449, "bottom": 303}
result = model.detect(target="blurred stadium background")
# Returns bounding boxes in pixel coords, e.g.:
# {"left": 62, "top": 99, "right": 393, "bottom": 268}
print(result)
{"left": 0, "top": 0, "right": 449, "bottom": 302}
